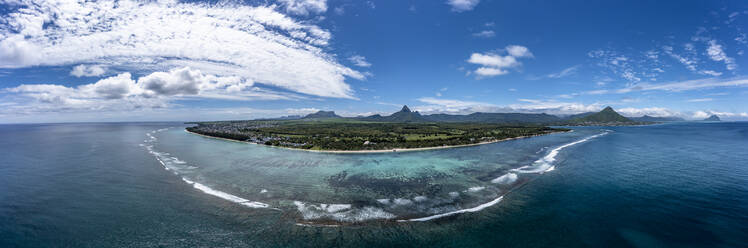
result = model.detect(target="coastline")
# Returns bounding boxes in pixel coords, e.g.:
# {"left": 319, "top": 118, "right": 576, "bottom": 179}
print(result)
{"left": 184, "top": 129, "right": 571, "bottom": 154}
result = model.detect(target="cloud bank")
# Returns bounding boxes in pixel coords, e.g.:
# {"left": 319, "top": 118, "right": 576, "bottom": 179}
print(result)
{"left": 0, "top": 0, "right": 362, "bottom": 99}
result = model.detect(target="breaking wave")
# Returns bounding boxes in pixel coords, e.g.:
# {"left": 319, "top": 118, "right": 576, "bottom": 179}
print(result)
{"left": 512, "top": 132, "right": 609, "bottom": 174}
{"left": 400, "top": 196, "right": 504, "bottom": 222}
{"left": 491, "top": 173, "right": 518, "bottom": 185}
{"left": 142, "top": 128, "right": 270, "bottom": 210}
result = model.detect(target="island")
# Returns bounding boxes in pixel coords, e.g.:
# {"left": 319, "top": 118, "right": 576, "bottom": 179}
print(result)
{"left": 187, "top": 121, "right": 564, "bottom": 152}
{"left": 703, "top": 115, "right": 721, "bottom": 121}
{"left": 186, "top": 105, "right": 650, "bottom": 152}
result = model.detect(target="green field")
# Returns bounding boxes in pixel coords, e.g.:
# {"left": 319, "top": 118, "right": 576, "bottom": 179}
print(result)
{"left": 186, "top": 119, "right": 566, "bottom": 151}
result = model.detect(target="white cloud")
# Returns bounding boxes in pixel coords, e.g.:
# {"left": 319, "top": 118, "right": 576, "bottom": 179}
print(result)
{"left": 706, "top": 40, "right": 737, "bottom": 71}
{"left": 278, "top": 0, "right": 328, "bottom": 15}
{"left": 0, "top": 0, "right": 362, "bottom": 99}
{"left": 614, "top": 107, "right": 747, "bottom": 120}
{"left": 0, "top": 106, "right": 325, "bottom": 123}
{"left": 466, "top": 45, "right": 532, "bottom": 78}
{"left": 616, "top": 107, "right": 680, "bottom": 118}
{"left": 139, "top": 67, "right": 227, "bottom": 96}
{"left": 468, "top": 53, "right": 519, "bottom": 68}
{"left": 3, "top": 67, "right": 302, "bottom": 115}
{"left": 473, "top": 67, "right": 509, "bottom": 77}
{"left": 506, "top": 45, "right": 534, "bottom": 58}
{"left": 80, "top": 73, "right": 139, "bottom": 99}
{"left": 691, "top": 110, "right": 748, "bottom": 120}
{"left": 447, "top": 0, "right": 480, "bottom": 12}
{"left": 472, "top": 30, "right": 495, "bottom": 38}
{"left": 686, "top": 98, "right": 713, "bottom": 102}
{"left": 70, "top": 64, "right": 107, "bottom": 77}
{"left": 348, "top": 55, "right": 372, "bottom": 67}
{"left": 0, "top": 34, "right": 39, "bottom": 66}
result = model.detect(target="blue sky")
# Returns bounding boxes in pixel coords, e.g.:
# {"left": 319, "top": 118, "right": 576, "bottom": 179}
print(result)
{"left": 1, "top": 0, "right": 747, "bottom": 123}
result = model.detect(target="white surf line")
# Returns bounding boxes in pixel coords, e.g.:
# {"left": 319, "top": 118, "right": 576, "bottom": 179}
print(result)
{"left": 512, "top": 131, "right": 610, "bottom": 174}
{"left": 181, "top": 178, "right": 271, "bottom": 209}
{"left": 399, "top": 196, "right": 504, "bottom": 222}
{"left": 143, "top": 128, "right": 274, "bottom": 210}
{"left": 400, "top": 131, "right": 609, "bottom": 222}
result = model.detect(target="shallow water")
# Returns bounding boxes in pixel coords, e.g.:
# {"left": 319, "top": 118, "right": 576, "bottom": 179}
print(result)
{"left": 1, "top": 122, "right": 747, "bottom": 247}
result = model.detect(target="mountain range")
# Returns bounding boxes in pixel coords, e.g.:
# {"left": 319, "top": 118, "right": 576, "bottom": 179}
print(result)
{"left": 292, "top": 105, "right": 663, "bottom": 125}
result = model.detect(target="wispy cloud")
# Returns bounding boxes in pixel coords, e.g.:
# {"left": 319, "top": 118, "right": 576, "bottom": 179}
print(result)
{"left": 687, "top": 98, "right": 713, "bottom": 102}
{"left": 617, "top": 77, "right": 748, "bottom": 93}
{"left": 547, "top": 66, "right": 579, "bottom": 79}
{"left": 472, "top": 30, "right": 495, "bottom": 38}
{"left": 706, "top": 40, "right": 737, "bottom": 71}
{"left": 588, "top": 50, "right": 643, "bottom": 82}
{"left": 348, "top": 55, "right": 372, "bottom": 67}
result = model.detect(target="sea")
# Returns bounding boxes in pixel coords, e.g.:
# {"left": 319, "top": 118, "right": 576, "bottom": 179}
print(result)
{"left": 1, "top": 122, "right": 746, "bottom": 247}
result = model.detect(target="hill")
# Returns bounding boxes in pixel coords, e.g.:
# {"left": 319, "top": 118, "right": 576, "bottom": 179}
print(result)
{"left": 703, "top": 115, "right": 721, "bottom": 121}
{"left": 567, "top": 106, "right": 635, "bottom": 125}
{"left": 358, "top": 105, "right": 429, "bottom": 122}
{"left": 630, "top": 115, "right": 685, "bottom": 122}
{"left": 561, "top": 112, "right": 595, "bottom": 120}
{"left": 302, "top": 111, "right": 341, "bottom": 119}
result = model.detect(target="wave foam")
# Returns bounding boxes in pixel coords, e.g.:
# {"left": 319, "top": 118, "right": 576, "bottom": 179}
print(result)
{"left": 512, "top": 132, "right": 608, "bottom": 174}
{"left": 466, "top": 186, "right": 485, "bottom": 192}
{"left": 400, "top": 196, "right": 504, "bottom": 222}
{"left": 491, "top": 173, "right": 518, "bottom": 184}
{"left": 294, "top": 201, "right": 395, "bottom": 222}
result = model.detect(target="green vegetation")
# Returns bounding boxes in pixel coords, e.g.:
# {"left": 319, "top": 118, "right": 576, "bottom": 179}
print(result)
{"left": 186, "top": 119, "right": 566, "bottom": 151}
{"left": 185, "top": 106, "right": 651, "bottom": 151}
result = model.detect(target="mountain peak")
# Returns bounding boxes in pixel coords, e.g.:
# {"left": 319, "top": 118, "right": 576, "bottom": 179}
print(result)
{"left": 400, "top": 105, "right": 411, "bottom": 113}
{"left": 570, "top": 106, "right": 633, "bottom": 124}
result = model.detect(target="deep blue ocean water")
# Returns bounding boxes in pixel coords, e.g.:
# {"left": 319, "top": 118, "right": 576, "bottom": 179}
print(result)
{"left": 1, "top": 122, "right": 747, "bottom": 247}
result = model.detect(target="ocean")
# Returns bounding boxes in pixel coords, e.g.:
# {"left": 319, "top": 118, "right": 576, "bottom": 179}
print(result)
{"left": 1, "top": 122, "right": 746, "bottom": 247}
